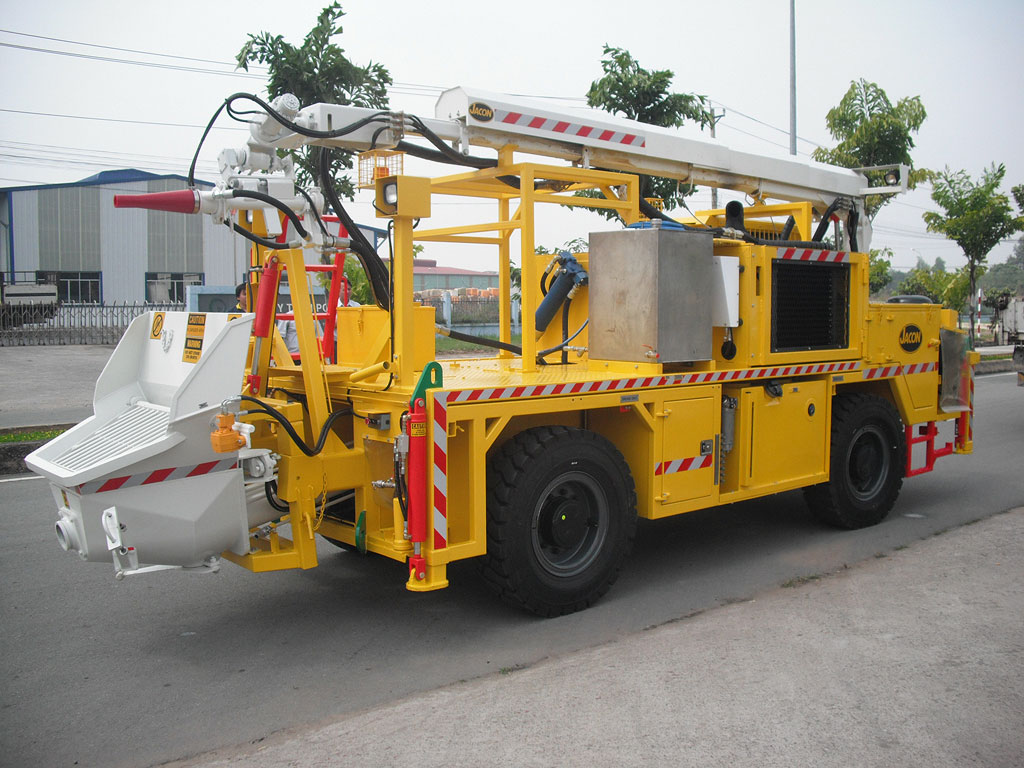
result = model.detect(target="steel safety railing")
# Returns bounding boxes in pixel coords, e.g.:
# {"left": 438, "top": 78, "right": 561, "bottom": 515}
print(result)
{"left": 0, "top": 302, "right": 184, "bottom": 346}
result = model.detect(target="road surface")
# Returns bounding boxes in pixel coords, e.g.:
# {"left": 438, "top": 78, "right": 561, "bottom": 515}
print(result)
{"left": 0, "top": 372, "right": 1021, "bottom": 768}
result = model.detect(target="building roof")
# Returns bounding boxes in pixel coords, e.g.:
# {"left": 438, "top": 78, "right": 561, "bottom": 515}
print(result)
{"left": 0, "top": 169, "right": 214, "bottom": 194}
{"left": 384, "top": 258, "right": 498, "bottom": 277}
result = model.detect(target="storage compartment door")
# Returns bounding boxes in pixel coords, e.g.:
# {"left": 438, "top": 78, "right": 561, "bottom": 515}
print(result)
{"left": 655, "top": 389, "right": 718, "bottom": 517}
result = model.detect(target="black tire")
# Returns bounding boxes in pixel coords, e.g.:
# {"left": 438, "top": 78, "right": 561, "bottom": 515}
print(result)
{"left": 804, "top": 393, "right": 905, "bottom": 529}
{"left": 480, "top": 426, "right": 637, "bottom": 617}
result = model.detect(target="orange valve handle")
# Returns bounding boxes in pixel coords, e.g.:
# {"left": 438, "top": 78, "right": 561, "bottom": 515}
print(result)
{"left": 210, "top": 412, "right": 245, "bottom": 453}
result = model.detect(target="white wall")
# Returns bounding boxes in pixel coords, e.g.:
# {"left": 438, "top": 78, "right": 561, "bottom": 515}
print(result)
{"left": 11, "top": 190, "right": 40, "bottom": 274}
{"left": 99, "top": 181, "right": 148, "bottom": 303}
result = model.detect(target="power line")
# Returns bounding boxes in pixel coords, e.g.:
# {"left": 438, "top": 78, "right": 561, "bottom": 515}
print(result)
{"left": 0, "top": 107, "right": 246, "bottom": 131}
{"left": 0, "top": 27, "right": 269, "bottom": 70}
{"left": 0, "top": 41, "right": 265, "bottom": 79}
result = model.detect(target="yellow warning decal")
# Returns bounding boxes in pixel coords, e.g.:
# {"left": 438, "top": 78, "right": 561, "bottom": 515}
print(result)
{"left": 183, "top": 313, "right": 206, "bottom": 363}
{"left": 150, "top": 312, "right": 165, "bottom": 340}
{"left": 410, "top": 422, "right": 427, "bottom": 437}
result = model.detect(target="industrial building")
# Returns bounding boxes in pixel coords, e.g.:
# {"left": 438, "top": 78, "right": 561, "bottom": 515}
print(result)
{"left": 0, "top": 169, "right": 498, "bottom": 306}
{"left": 0, "top": 169, "right": 247, "bottom": 304}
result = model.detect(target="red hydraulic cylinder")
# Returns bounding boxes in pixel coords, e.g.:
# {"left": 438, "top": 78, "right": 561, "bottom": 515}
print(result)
{"left": 113, "top": 189, "right": 199, "bottom": 214}
{"left": 252, "top": 258, "right": 280, "bottom": 338}
{"left": 407, "top": 397, "right": 428, "bottom": 544}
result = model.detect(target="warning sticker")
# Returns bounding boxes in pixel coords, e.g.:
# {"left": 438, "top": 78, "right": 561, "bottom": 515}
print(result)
{"left": 183, "top": 313, "right": 206, "bottom": 363}
{"left": 410, "top": 422, "right": 427, "bottom": 437}
{"left": 150, "top": 312, "right": 165, "bottom": 340}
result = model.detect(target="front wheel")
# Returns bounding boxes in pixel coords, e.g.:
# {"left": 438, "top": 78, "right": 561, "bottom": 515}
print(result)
{"left": 804, "top": 393, "right": 905, "bottom": 529}
{"left": 480, "top": 426, "right": 637, "bottom": 616}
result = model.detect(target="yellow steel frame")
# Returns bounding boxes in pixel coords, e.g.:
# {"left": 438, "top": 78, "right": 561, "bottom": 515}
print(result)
{"left": 219, "top": 146, "right": 971, "bottom": 593}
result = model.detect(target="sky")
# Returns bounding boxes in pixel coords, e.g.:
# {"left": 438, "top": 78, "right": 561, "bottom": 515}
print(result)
{"left": 2, "top": 0, "right": 1023, "bottom": 273}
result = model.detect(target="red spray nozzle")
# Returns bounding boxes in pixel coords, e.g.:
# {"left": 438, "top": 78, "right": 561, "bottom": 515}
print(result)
{"left": 113, "top": 189, "right": 199, "bottom": 214}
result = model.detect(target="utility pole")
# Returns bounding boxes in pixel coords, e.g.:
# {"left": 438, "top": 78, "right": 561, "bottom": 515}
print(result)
{"left": 708, "top": 108, "right": 726, "bottom": 209}
{"left": 789, "top": 0, "right": 797, "bottom": 155}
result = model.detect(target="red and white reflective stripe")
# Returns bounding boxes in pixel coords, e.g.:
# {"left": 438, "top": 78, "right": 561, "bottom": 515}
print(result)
{"left": 777, "top": 248, "right": 851, "bottom": 263}
{"left": 432, "top": 393, "right": 450, "bottom": 549}
{"left": 77, "top": 458, "right": 238, "bottom": 495}
{"left": 442, "top": 363, "right": 858, "bottom": 407}
{"left": 655, "top": 454, "right": 713, "bottom": 476}
{"left": 428, "top": 361, "right": 859, "bottom": 548}
{"left": 493, "top": 109, "right": 646, "bottom": 148}
{"left": 863, "top": 362, "right": 937, "bottom": 380}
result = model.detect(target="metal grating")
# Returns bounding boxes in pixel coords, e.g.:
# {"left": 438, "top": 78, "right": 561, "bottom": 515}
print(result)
{"left": 54, "top": 403, "right": 170, "bottom": 472}
{"left": 771, "top": 260, "right": 849, "bottom": 352}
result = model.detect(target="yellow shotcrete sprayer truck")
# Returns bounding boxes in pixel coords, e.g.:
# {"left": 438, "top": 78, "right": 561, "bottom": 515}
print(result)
{"left": 27, "top": 88, "right": 979, "bottom": 616}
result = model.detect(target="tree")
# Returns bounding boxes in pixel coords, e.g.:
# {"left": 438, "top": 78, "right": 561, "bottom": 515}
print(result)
{"left": 584, "top": 46, "right": 712, "bottom": 216}
{"left": 812, "top": 79, "right": 927, "bottom": 219}
{"left": 923, "top": 163, "right": 1024, "bottom": 345}
{"left": 979, "top": 237, "right": 1024, "bottom": 297}
{"left": 868, "top": 248, "right": 893, "bottom": 295}
{"left": 236, "top": 3, "right": 392, "bottom": 199}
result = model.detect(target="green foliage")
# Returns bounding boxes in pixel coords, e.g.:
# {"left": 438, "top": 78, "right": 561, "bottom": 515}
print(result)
{"left": 980, "top": 237, "right": 1024, "bottom": 297}
{"left": 924, "top": 163, "right": 1024, "bottom": 344}
{"left": 896, "top": 263, "right": 975, "bottom": 317}
{"left": 812, "top": 79, "right": 927, "bottom": 219}
{"left": 868, "top": 248, "right": 893, "bottom": 295}
{"left": 236, "top": 3, "right": 392, "bottom": 197}
{"left": 583, "top": 45, "right": 712, "bottom": 218}
{"left": 344, "top": 258, "right": 371, "bottom": 305}
{"left": 0, "top": 428, "right": 64, "bottom": 444}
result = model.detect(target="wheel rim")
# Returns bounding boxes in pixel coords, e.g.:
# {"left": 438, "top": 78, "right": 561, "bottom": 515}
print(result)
{"left": 531, "top": 471, "right": 609, "bottom": 578}
{"left": 844, "top": 425, "right": 891, "bottom": 502}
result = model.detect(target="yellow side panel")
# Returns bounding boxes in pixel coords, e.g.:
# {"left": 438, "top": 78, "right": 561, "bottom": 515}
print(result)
{"left": 334, "top": 305, "right": 436, "bottom": 372}
{"left": 652, "top": 388, "right": 719, "bottom": 518}
{"left": 724, "top": 380, "right": 828, "bottom": 495}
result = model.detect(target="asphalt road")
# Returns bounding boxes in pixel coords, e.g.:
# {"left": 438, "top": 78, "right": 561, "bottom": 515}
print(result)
{"left": 1, "top": 372, "right": 1021, "bottom": 768}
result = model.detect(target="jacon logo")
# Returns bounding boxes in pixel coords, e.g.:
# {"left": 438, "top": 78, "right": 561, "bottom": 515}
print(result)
{"left": 899, "top": 324, "right": 923, "bottom": 352}
{"left": 468, "top": 102, "right": 493, "bottom": 122}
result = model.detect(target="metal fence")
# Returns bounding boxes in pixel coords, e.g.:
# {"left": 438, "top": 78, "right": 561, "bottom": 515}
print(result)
{"left": 0, "top": 303, "right": 184, "bottom": 346}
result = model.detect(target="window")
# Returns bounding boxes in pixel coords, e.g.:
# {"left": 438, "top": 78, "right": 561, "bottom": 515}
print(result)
{"left": 36, "top": 270, "right": 102, "bottom": 303}
{"left": 145, "top": 272, "right": 204, "bottom": 303}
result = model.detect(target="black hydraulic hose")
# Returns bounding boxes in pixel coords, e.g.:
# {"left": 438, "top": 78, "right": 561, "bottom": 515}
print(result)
{"left": 394, "top": 140, "right": 497, "bottom": 171}
{"left": 294, "top": 186, "right": 330, "bottom": 237}
{"left": 780, "top": 215, "right": 796, "bottom": 241}
{"left": 265, "top": 480, "right": 289, "bottom": 513}
{"left": 405, "top": 116, "right": 499, "bottom": 170}
{"left": 811, "top": 198, "right": 841, "bottom": 242}
{"left": 225, "top": 92, "right": 389, "bottom": 140}
{"left": 317, "top": 148, "right": 392, "bottom": 309}
{"left": 638, "top": 197, "right": 702, "bottom": 230}
{"left": 189, "top": 100, "right": 227, "bottom": 188}
{"left": 439, "top": 326, "right": 523, "bottom": 355}
{"left": 847, "top": 208, "right": 859, "bottom": 253}
{"left": 230, "top": 189, "right": 309, "bottom": 240}
{"left": 230, "top": 222, "right": 292, "bottom": 250}
{"left": 536, "top": 319, "right": 589, "bottom": 359}
{"left": 239, "top": 395, "right": 351, "bottom": 457}
{"left": 742, "top": 233, "right": 829, "bottom": 249}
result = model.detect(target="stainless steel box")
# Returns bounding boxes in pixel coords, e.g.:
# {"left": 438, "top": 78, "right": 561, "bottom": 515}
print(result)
{"left": 588, "top": 227, "right": 713, "bottom": 363}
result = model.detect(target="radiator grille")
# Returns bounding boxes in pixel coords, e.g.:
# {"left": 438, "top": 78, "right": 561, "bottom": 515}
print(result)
{"left": 771, "top": 260, "right": 849, "bottom": 352}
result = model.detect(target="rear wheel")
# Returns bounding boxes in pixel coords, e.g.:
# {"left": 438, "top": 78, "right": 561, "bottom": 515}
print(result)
{"left": 480, "top": 426, "right": 637, "bottom": 616}
{"left": 804, "top": 394, "right": 905, "bottom": 529}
